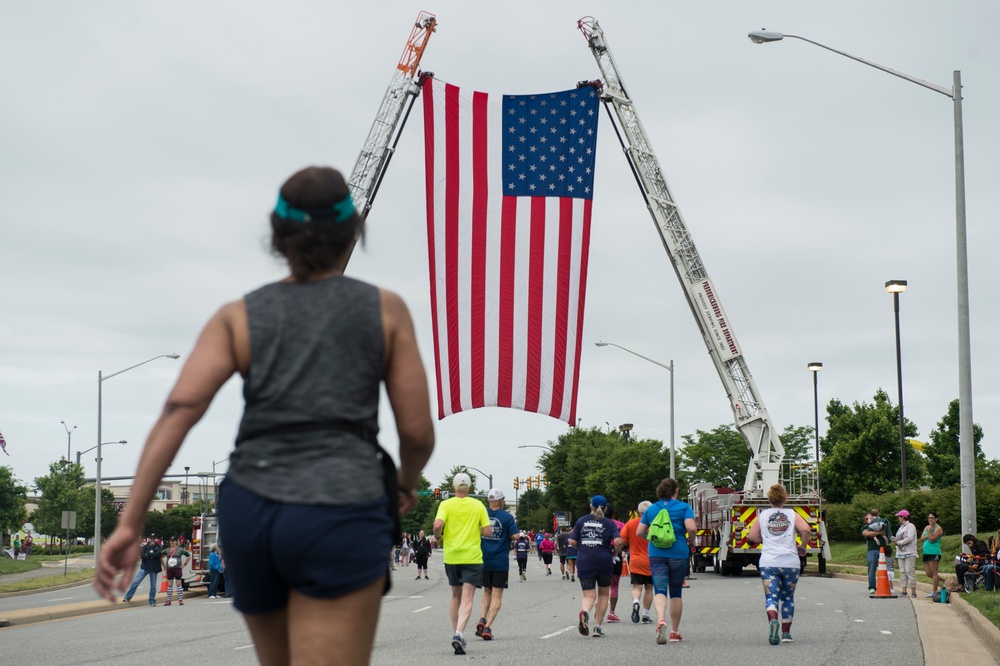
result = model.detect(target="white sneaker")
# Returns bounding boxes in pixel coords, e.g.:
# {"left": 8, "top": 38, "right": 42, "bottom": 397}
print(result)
{"left": 208, "top": 595, "right": 217, "bottom": 599}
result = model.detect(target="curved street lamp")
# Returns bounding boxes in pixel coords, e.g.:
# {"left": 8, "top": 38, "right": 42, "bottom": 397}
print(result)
{"left": 748, "top": 27, "right": 976, "bottom": 536}
{"left": 77, "top": 440, "right": 127, "bottom": 466}
{"left": 95, "top": 353, "right": 179, "bottom": 566}
{"left": 61, "top": 421, "right": 77, "bottom": 462}
{"left": 595, "top": 341, "right": 675, "bottom": 477}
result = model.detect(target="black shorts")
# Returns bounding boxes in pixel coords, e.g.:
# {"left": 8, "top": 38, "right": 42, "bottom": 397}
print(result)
{"left": 482, "top": 569, "right": 509, "bottom": 589}
{"left": 415, "top": 555, "right": 429, "bottom": 568}
{"left": 165, "top": 567, "right": 183, "bottom": 580}
{"left": 579, "top": 574, "right": 612, "bottom": 591}
{"left": 923, "top": 554, "right": 942, "bottom": 562}
{"left": 218, "top": 478, "right": 392, "bottom": 615}
{"left": 630, "top": 572, "right": 653, "bottom": 586}
{"left": 542, "top": 553, "right": 553, "bottom": 565}
{"left": 612, "top": 558, "right": 623, "bottom": 576}
{"left": 559, "top": 555, "right": 567, "bottom": 563}
{"left": 445, "top": 563, "right": 484, "bottom": 588}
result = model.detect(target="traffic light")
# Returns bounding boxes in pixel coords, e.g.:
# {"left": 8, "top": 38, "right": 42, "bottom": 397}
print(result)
{"left": 434, "top": 488, "right": 441, "bottom": 499}
{"left": 543, "top": 474, "right": 549, "bottom": 487}
{"left": 513, "top": 477, "right": 520, "bottom": 490}
{"left": 526, "top": 476, "right": 533, "bottom": 489}
{"left": 534, "top": 475, "right": 541, "bottom": 488}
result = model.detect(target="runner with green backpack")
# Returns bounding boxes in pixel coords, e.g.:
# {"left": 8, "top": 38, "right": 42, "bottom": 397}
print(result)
{"left": 637, "top": 478, "right": 696, "bottom": 645}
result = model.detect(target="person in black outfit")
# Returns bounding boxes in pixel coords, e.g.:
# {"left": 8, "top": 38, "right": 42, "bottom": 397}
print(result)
{"left": 955, "top": 533, "right": 991, "bottom": 588}
{"left": 121, "top": 535, "right": 163, "bottom": 606}
{"left": 413, "top": 530, "right": 432, "bottom": 580}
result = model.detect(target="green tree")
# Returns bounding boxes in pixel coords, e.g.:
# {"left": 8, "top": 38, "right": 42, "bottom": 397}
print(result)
{"left": 538, "top": 426, "right": 669, "bottom": 520}
{"left": 32, "top": 460, "right": 89, "bottom": 539}
{"left": 400, "top": 473, "right": 435, "bottom": 537}
{"left": 819, "top": 389, "right": 925, "bottom": 503}
{"left": 780, "top": 425, "right": 814, "bottom": 464}
{"left": 677, "top": 424, "right": 747, "bottom": 490}
{"left": 922, "top": 398, "right": 985, "bottom": 489}
{"left": 0, "top": 466, "right": 29, "bottom": 536}
{"left": 440, "top": 465, "right": 483, "bottom": 497}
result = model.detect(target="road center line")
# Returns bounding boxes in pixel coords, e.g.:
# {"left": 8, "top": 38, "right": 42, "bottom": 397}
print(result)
{"left": 540, "top": 626, "right": 577, "bottom": 639}
{"left": 413, "top": 606, "right": 432, "bottom": 613}
{"left": 234, "top": 645, "right": 255, "bottom": 651}
{"left": 880, "top": 630, "right": 892, "bottom": 635}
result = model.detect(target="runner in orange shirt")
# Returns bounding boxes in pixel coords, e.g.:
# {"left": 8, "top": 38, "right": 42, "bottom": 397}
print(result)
{"left": 619, "top": 500, "right": 654, "bottom": 624}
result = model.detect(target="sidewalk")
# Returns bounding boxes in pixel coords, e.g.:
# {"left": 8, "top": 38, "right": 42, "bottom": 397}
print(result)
{"left": 831, "top": 572, "right": 999, "bottom": 664}
{"left": 0, "top": 585, "right": 209, "bottom": 627}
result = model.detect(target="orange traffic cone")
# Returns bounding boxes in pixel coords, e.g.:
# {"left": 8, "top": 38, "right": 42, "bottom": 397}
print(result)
{"left": 160, "top": 577, "right": 168, "bottom": 593}
{"left": 871, "top": 547, "right": 897, "bottom": 599}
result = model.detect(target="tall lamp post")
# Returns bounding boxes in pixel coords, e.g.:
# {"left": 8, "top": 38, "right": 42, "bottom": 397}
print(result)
{"left": 95, "top": 353, "right": 179, "bottom": 566}
{"left": 807, "top": 363, "right": 823, "bottom": 466}
{"left": 886, "top": 280, "right": 908, "bottom": 489}
{"left": 748, "top": 27, "right": 976, "bottom": 537}
{"left": 61, "top": 421, "right": 77, "bottom": 462}
{"left": 595, "top": 341, "right": 675, "bottom": 478}
{"left": 77, "top": 440, "right": 127, "bottom": 466}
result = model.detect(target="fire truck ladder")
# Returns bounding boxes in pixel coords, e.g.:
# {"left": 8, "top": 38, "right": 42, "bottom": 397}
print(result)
{"left": 578, "top": 17, "right": 794, "bottom": 498}
{"left": 342, "top": 11, "right": 437, "bottom": 268}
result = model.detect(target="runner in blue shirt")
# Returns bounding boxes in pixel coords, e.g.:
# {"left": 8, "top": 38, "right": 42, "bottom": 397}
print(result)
{"left": 514, "top": 532, "right": 532, "bottom": 581}
{"left": 569, "top": 495, "right": 623, "bottom": 638}
{"left": 474, "top": 489, "right": 519, "bottom": 641}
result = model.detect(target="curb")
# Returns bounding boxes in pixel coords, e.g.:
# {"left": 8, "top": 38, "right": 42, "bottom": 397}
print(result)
{"left": 0, "top": 577, "right": 95, "bottom": 600}
{"left": 0, "top": 587, "right": 209, "bottom": 629}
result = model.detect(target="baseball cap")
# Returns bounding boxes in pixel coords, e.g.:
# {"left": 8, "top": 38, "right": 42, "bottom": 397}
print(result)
{"left": 591, "top": 495, "right": 607, "bottom": 509}
{"left": 895, "top": 509, "right": 910, "bottom": 518}
{"left": 453, "top": 472, "right": 472, "bottom": 489}
{"left": 487, "top": 488, "right": 504, "bottom": 501}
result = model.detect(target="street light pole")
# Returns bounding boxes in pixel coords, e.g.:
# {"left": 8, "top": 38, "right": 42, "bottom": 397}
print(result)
{"left": 807, "top": 363, "right": 823, "bottom": 465}
{"left": 95, "top": 353, "right": 179, "bottom": 567}
{"left": 77, "top": 440, "right": 127, "bottom": 466}
{"left": 595, "top": 341, "right": 675, "bottom": 478}
{"left": 886, "top": 280, "right": 908, "bottom": 489}
{"left": 748, "top": 27, "right": 976, "bottom": 536}
{"left": 61, "top": 421, "right": 77, "bottom": 462}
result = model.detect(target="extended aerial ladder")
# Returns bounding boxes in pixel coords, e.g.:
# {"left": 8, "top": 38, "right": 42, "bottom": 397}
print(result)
{"left": 342, "top": 11, "right": 437, "bottom": 267}
{"left": 578, "top": 17, "right": 798, "bottom": 499}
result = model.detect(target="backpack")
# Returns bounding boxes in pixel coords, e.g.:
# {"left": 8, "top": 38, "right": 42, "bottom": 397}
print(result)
{"left": 648, "top": 502, "right": 676, "bottom": 549}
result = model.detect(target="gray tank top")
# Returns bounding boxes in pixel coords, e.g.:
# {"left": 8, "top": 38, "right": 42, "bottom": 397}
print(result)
{"left": 227, "top": 275, "right": 385, "bottom": 505}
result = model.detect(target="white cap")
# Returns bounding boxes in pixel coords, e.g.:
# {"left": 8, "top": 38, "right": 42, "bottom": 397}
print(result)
{"left": 487, "top": 488, "right": 504, "bottom": 501}
{"left": 453, "top": 472, "right": 472, "bottom": 489}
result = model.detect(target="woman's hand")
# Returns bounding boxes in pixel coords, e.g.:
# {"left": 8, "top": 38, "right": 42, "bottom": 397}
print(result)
{"left": 94, "top": 525, "right": 141, "bottom": 602}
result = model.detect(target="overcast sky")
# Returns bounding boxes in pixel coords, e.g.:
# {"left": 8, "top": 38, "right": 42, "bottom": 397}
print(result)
{"left": 2, "top": 1, "right": 998, "bottom": 505}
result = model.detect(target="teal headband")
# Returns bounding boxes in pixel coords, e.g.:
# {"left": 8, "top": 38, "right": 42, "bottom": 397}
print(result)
{"left": 274, "top": 193, "right": 356, "bottom": 223}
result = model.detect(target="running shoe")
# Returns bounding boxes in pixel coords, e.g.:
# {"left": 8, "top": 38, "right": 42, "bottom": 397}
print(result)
{"left": 768, "top": 619, "right": 780, "bottom": 645}
{"left": 631, "top": 601, "right": 640, "bottom": 624}
{"left": 415, "top": 575, "right": 421, "bottom": 580}
{"left": 475, "top": 618, "right": 486, "bottom": 637}
{"left": 481, "top": 627, "right": 493, "bottom": 641}
{"left": 642, "top": 615, "right": 653, "bottom": 624}
{"left": 451, "top": 635, "right": 466, "bottom": 655}
{"left": 571, "top": 575, "right": 575, "bottom": 582}
{"left": 606, "top": 612, "right": 621, "bottom": 623}
{"left": 655, "top": 621, "right": 668, "bottom": 645}
{"left": 164, "top": 601, "right": 171, "bottom": 607}
{"left": 424, "top": 576, "right": 429, "bottom": 580}
{"left": 178, "top": 600, "right": 183, "bottom": 605}
{"left": 781, "top": 633, "right": 794, "bottom": 643}
{"left": 669, "top": 632, "right": 683, "bottom": 642}
{"left": 592, "top": 626, "right": 605, "bottom": 638}
{"left": 911, "top": 591, "right": 917, "bottom": 598}
{"left": 869, "top": 588, "right": 877, "bottom": 595}
{"left": 578, "top": 610, "right": 590, "bottom": 636}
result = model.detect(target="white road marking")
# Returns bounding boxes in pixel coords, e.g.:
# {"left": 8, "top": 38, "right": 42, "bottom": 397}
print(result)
{"left": 413, "top": 606, "right": 432, "bottom": 613}
{"left": 816, "top": 602, "right": 824, "bottom": 606}
{"left": 854, "top": 619, "right": 865, "bottom": 623}
{"left": 385, "top": 595, "right": 424, "bottom": 599}
{"left": 234, "top": 645, "right": 254, "bottom": 651}
{"left": 48, "top": 597, "right": 75, "bottom": 602}
{"left": 541, "top": 626, "right": 577, "bottom": 639}
{"left": 834, "top": 610, "right": 843, "bottom": 613}
{"left": 881, "top": 630, "right": 892, "bottom": 635}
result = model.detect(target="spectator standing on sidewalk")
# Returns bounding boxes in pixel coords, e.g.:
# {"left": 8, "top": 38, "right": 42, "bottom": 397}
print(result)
{"left": 413, "top": 530, "right": 432, "bottom": 580}
{"left": 920, "top": 512, "right": 944, "bottom": 598}
{"left": 121, "top": 535, "right": 163, "bottom": 606}
{"left": 207, "top": 544, "right": 223, "bottom": 599}
{"left": 434, "top": 472, "right": 492, "bottom": 655}
{"left": 162, "top": 537, "right": 191, "bottom": 606}
{"left": 890, "top": 510, "right": 918, "bottom": 598}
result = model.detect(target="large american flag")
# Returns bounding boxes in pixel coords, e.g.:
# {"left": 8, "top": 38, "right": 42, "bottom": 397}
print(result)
{"left": 421, "top": 77, "right": 599, "bottom": 424}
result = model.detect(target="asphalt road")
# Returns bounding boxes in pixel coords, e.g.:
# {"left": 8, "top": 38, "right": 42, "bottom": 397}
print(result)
{"left": 0, "top": 555, "right": 926, "bottom": 665}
